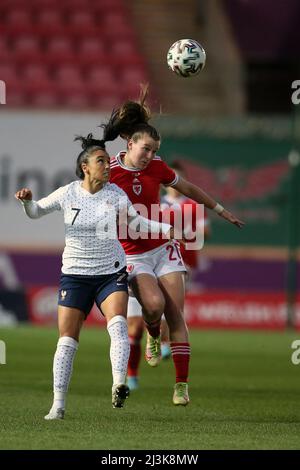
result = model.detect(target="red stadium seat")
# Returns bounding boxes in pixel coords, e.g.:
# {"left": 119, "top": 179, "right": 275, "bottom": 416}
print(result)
{"left": 6, "top": 9, "right": 32, "bottom": 25}
{"left": 111, "top": 40, "right": 137, "bottom": 56}
{"left": 7, "top": 90, "right": 28, "bottom": 107}
{"left": 86, "top": 65, "right": 119, "bottom": 94}
{"left": 23, "top": 77, "right": 55, "bottom": 95}
{"left": 121, "top": 66, "right": 148, "bottom": 85}
{"left": 22, "top": 64, "right": 50, "bottom": 82}
{"left": 20, "top": 62, "right": 55, "bottom": 95}
{"left": 102, "top": 13, "right": 134, "bottom": 41}
{"left": 67, "top": 11, "right": 95, "bottom": 32}
{"left": 0, "top": 0, "right": 152, "bottom": 109}
{"left": 110, "top": 40, "right": 143, "bottom": 65}
{"left": 13, "top": 36, "right": 42, "bottom": 62}
{"left": 29, "top": 91, "right": 59, "bottom": 108}
{"left": 31, "top": 0, "right": 61, "bottom": 8}
{"left": 61, "top": 0, "right": 91, "bottom": 12}
{"left": 93, "top": 0, "right": 127, "bottom": 15}
{"left": 68, "top": 10, "right": 95, "bottom": 29}
{"left": 102, "top": 12, "right": 131, "bottom": 30}
{"left": 55, "top": 65, "right": 86, "bottom": 94}
{"left": 0, "top": 64, "right": 20, "bottom": 90}
{"left": 77, "top": 38, "right": 106, "bottom": 64}
{"left": 37, "top": 9, "right": 64, "bottom": 25}
{"left": 5, "top": 9, "right": 34, "bottom": 35}
{"left": 0, "top": 0, "right": 29, "bottom": 10}
{"left": 90, "top": 92, "right": 123, "bottom": 110}
{"left": 0, "top": 38, "right": 11, "bottom": 61}
{"left": 61, "top": 91, "right": 90, "bottom": 108}
{"left": 36, "top": 9, "right": 66, "bottom": 36}
{"left": 45, "top": 37, "right": 75, "bottom": 63}
{"left": 55, "top": 64, "right": 83, "bottom": 82}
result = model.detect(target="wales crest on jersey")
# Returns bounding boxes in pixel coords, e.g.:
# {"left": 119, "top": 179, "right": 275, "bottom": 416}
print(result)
{"left": 132, "top": 177, "right": 142, "bottom": 195}
{"left": 133, "top": 184, "right": 142, "bottom": 195}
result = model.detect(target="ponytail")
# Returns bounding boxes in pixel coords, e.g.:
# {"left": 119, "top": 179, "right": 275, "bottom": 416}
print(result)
{"left": 99, "top": 84, "right": 159, "bottom": 143}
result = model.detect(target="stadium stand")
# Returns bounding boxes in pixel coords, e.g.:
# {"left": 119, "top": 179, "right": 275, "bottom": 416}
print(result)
{"left": 0, "top": 0, "right": 150, "bottom": 109}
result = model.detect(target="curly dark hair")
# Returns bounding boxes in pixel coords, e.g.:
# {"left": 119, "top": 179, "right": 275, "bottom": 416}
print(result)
{"left": 74, "top": 133, "right": 106, "bottom": 179}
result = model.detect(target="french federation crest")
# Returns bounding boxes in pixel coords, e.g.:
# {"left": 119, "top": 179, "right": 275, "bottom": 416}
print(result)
{"left": 61, "top": 290, "right": 67, "bottom": 300}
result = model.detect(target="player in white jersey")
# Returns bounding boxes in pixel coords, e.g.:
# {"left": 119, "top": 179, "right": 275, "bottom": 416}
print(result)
{"left": 15, "top": 134, "right": 174, "bottom": 419}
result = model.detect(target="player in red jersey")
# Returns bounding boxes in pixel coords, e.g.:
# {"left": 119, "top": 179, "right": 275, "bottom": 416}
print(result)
{"left": 99, "top": 91, "right": 244, "bottom": 405}
{"left": 126, "top": 161, "right": 211, "bottom": 391}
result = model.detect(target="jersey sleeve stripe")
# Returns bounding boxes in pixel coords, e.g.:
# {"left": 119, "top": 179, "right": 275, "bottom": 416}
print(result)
{"left": 165, "top": 174, "right": 179, "bottom": 187}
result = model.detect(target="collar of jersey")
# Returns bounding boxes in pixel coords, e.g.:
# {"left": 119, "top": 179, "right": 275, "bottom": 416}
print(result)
{"left": 116, "top": 152, "right": 143, "bottom": 172}
{"left": 78, "top": 181, "right": 108, "bottom": 196}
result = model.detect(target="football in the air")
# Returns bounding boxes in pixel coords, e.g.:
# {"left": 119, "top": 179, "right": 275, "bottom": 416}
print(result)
{"left": 167, "top": 39, "right": 206, "bottom": 77}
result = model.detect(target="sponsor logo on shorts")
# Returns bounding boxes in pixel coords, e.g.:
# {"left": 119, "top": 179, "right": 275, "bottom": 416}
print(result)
{"left": 117, "top": 273, "right": 127, "bottom": 286}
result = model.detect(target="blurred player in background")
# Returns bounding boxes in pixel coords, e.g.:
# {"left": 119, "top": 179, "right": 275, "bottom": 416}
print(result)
{"left": 15, "top": 134, "right": 174, "bottom": 419}
{"left": 160, "top": 160, "right": 211, "bottom": 352}
{"left": 160, "top": 160, "right": 211, "bottom": 290}
{"left": 100, "top": 87, "right": 244, "bottom": 405}
{"left": 126, "top": 160, "right": 211, "bottom": 391}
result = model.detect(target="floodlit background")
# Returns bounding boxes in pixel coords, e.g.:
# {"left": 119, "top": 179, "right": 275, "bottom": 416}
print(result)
{"left": 0, "top": 0, "right": 300, "bottom": 450}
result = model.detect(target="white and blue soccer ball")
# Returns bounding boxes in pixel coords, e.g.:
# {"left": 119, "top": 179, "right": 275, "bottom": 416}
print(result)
{"left": 167, "top": 39, "right": 206, "bottom": 77}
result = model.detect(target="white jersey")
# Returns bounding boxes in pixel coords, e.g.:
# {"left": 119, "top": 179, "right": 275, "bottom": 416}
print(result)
{"left": 21, "top": 181, "right": 171, "bottom": 276}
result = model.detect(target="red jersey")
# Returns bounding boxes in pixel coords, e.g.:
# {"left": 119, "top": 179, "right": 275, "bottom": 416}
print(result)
{"left": 161, "top": 194, "right": 206, "bottom": 268}
{"left": 110, "top": 152, "right": 178, "bottom": 255}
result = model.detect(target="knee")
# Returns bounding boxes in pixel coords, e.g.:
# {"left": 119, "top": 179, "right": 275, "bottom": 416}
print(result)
{"left": 59, "top": 331, "right": 80, "bottom": 342}
{"left": 143, "top": 295, "right": 165, "bottom": 318}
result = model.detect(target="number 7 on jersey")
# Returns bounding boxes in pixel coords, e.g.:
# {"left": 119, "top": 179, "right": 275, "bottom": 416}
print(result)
{"left": 71, "top": 208, "right": 81, "bottom": 225}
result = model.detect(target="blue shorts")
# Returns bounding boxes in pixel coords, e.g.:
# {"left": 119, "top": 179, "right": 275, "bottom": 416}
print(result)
{"left": 58, "top": 267, "right": 128, "bottom": 317}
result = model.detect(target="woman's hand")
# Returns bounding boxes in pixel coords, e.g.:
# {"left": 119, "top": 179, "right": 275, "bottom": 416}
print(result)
{"left": 167, "top": 227, "right": 187, "bottom": 245}
{"left": 219, "top": 208, "right": 245, "bottom": 228}
{"left": 15, "top": 188, "right": 32, "bottom": 201}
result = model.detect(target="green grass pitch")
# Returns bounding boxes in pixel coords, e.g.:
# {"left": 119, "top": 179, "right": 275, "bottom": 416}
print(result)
{"left": 0, "top": 326, "right": 299, "bottom": 450}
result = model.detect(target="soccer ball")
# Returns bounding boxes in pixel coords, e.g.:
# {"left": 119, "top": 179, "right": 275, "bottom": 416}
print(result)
{"left": 167, "top": 39, "right": 206, "bottom": 77}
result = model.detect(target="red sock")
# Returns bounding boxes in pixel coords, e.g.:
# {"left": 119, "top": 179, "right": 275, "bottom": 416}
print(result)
{"left": 127, "top": 336, "right": 142, "bottom": 377}
{"left": 170, "top": 342, "right": 190, "bottom": 383}
{"left": 144, "top": 319, "right": 161, "bottom": 338}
